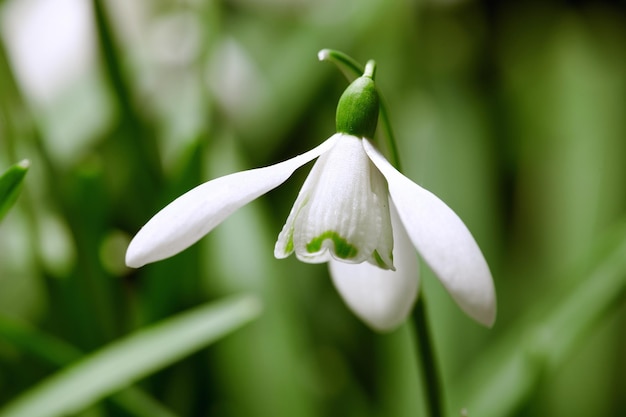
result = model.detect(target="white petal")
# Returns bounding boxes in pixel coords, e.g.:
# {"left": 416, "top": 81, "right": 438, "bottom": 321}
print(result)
{"left": 330, "top": 203, "right": 419, "bottom": 332}
{"left": 126, "top": 135, "right": 340, "bottom": 268}
{"left": 363, "top": 139, "right": 496, "bottom": 327}
{"left": 275, "top": 134, "right": 393, "bottom": 269}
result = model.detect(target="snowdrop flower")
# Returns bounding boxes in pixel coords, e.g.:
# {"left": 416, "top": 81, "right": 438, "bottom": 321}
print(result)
{"left": 126, "top": 60, "right": 496, "bottom": 331}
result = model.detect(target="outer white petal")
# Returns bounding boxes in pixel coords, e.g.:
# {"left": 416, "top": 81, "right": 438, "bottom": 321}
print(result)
{"left": 126, "top": 135, "right": 340, "bottom": 268}
{"left": 363, "top": 139, "right": 496, "bottom": 327}
{"left": 330, "top": 204, "right": 419, "bottom": 332}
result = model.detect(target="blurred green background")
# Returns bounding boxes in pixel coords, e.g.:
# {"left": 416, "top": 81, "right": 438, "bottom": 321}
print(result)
{"left": 0, "top": 0, "right": 625, "bottom": 416}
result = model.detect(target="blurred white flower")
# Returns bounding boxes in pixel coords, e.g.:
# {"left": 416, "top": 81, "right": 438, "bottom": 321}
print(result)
{"left": 1, "top": 0, "right": 95, "bottom": 105}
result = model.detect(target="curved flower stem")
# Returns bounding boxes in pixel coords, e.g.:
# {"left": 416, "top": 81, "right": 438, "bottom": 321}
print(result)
{"left": 318, "top": 48, "right": 363, "bottom": 81}
{"left": 318, "top": 49, "right": 401, "bottom": 171}
{"left": 319, "top": 49, "right": 444, "bottom": 417}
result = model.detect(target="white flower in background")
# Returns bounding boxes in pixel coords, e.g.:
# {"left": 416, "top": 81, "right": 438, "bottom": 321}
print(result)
{"left": 1, "top": 0, "right": 95, "bottom": 105}
{"left": 126, "top": 61, "right": 496, "bottom": 331}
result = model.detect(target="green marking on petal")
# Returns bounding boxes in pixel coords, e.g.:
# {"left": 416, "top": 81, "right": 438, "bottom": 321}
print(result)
{"left": 285, "top": 230, "right": 294, "bottom": 254}
{"left": 373, "top": 250, "right": 395, "bottom": 270}
{"left": 306, "top": 231, "right": 358, "bottom": 259}
{"left": 373, "top": 250, "right": 387, "bottom": 268}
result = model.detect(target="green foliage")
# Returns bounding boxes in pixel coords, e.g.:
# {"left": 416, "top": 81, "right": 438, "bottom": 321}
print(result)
{"left": 0, "top": 1, "right": 625, "bottom": 416}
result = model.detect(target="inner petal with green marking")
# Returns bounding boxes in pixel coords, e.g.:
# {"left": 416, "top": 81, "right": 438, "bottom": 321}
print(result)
{"left": 306, "top": 231, "right": 358, "bottom": 259}
{"left": 274, "top": 134, "right": 395, "bottom": 270}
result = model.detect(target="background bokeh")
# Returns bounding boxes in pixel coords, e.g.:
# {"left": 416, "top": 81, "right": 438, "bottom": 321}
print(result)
{"left": 1, "top": 0, "right": 625, "bottom": 416}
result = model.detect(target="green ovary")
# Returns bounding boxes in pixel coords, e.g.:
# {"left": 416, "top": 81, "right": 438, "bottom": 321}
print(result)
{"left": 306, "top": 231, "right": 358, "bottom": 259}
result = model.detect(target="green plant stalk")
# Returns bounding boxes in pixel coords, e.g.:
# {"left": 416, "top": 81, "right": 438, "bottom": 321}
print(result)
{"left": 412, "top": 298, "right": 445, "bottom": 417}
{"left": 319, "top": 49, "right": 444, "bottom": 417}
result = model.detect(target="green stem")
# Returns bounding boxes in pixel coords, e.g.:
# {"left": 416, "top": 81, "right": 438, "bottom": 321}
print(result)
{"left": 318, "top": 49, "right": 363, "bottom": 81}
{"left": 364, "top": 59, "right": 377, "bottom": 79}
{"left": 413, "top": 298, "right": 445, "bottom": 417}
{"left": 378, "top": 97, "right": 402, "bottom": 172}
{"left": 319, "top": 49, "right": 444, "bottom": 417}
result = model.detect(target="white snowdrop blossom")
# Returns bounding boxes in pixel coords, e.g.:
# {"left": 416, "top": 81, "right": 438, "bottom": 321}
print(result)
{"left": 126, "top": 60, "right": 496, "bottom": 332}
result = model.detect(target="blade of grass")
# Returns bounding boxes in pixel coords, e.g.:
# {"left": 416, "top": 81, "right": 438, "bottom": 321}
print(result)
{"left": 0, "top": 159, "right": 29, "bottom": 222}
{"left": 0, "top": 317, "right": 178, "bottom": 417}
{"left": 0, "top": 295, "right": 262, "bottom": 417}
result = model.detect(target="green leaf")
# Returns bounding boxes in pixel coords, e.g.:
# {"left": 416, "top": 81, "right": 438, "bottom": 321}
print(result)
{"left": 0, "top": 295, "right": 262, "bottom": 417}
{"left": 0, "top": 159, "right": 29, "bottom": 222}
{"left": 0, "top": 316, "right": 180, "bottom": 417}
